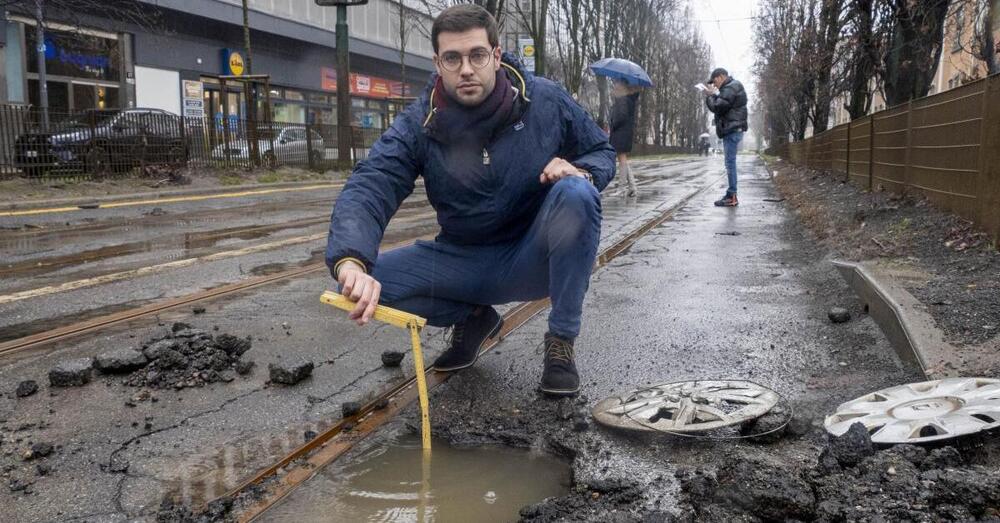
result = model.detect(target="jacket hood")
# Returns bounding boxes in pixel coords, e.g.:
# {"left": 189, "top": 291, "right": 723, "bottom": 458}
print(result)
{"left": 421, "top": 51, "right": 533, "bottom": 128}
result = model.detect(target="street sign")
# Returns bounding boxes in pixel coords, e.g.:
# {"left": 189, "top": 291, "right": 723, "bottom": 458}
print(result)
{"left": 182, "top": 80, "right": 205, "bottom": 118}
{"left": 518, "top": 38, "right": 535, "bottom": 73}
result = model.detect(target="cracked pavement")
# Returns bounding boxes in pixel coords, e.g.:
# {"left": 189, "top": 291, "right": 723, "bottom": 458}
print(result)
{"left": 1, "top": 158, "right": 717, "bottom": 522}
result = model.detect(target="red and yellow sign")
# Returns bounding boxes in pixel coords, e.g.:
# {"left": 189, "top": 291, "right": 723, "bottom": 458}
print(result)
{"left": 321, "top": 67, "right": 406, "bottom": 98}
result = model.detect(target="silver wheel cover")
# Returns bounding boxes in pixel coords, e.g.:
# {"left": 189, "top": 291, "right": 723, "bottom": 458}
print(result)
{"left": 825, "top": 378, "right": 1000, "bottom": 444}
{"left": 592, "top": 380, "right": 780, "bottom": 433}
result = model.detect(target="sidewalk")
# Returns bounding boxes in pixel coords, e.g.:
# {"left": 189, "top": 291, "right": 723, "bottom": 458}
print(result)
{"left": 424, "top": 156, "right": 926, "bottom": 520}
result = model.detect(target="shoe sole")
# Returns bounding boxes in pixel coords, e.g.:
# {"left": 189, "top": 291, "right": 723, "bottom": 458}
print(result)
{"left": 432, "top": 317, "right": 504, "bottom": 372}
{"left": 539, "top": 384, "right": 581, "bottom": 397}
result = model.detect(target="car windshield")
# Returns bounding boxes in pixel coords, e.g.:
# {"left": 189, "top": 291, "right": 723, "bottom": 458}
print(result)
{"left": 59, "top": 111, "right": 119, "bottom": 129}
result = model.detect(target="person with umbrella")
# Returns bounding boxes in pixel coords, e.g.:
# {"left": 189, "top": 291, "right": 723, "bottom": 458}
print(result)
{"left": 698, "top": 132, "right": 712, "bottom": 156}
{"left": 590, "top": 58, "right": 652, "bottom": 197}
{"left": 609, "top": 80, "right": 642, "bottom": 196}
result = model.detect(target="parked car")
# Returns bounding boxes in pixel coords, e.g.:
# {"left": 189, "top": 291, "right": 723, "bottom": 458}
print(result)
{"left": 210, "top": 125, "right": 324, "bottom": 168}
{"left": 14, "top": 108, "right": 189, "bottom": 176}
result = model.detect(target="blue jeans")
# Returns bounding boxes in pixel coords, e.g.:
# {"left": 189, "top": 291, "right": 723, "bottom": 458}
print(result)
{"left": 723, "top": 131, "right": 744, "bottom": 196}
{"left": 371, "top": 176, "right": 602, "bottom": 339}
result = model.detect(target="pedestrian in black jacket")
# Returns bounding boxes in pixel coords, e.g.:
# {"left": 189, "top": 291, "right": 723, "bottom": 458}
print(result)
{"left": 609, "top": 80, "right": 641, "bottom": 196}
{"left": 704, "top": 67, "right": 748, "bottom": 207}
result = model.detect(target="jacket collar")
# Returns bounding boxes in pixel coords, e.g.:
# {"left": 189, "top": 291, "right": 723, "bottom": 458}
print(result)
{"left": 422, "top": 52, "right": 532, "bottom": 128}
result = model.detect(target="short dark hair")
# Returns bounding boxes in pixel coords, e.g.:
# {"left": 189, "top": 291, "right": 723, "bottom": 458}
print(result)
{"left": 431, "top": 5, "right": 499, "bottom": 54}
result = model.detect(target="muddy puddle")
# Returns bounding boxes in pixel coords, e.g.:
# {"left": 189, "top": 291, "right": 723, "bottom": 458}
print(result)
{"left": 263, "top": 434, "right": 570, "bottom": 522}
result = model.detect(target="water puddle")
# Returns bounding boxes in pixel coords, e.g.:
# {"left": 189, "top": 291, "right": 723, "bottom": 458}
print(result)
{"left": 263, "top": 434, "right": 570, "bottom": 522}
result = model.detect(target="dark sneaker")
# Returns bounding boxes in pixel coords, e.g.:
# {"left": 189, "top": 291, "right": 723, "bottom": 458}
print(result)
{"left": 540, "top": 333, "right": 580, "bottom": 396}
{"left": 714, "top": 193, "right": 738, "bottom": 207}
{"left": 432, "top": 306, "right": 503, "bottom": 371}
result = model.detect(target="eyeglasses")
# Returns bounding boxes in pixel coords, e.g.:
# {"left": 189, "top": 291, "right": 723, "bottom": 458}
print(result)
{"left": 437, "top": 47, "right": 496, "bottom": 72}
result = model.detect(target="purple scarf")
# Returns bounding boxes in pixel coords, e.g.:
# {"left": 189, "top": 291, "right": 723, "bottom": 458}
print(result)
{"left": 427, "top": 69, "right": 520, "bottom": 147}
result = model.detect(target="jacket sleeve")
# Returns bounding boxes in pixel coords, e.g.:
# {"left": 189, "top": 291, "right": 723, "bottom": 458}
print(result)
{"left": 705, "top": 90, "right": 732, "bottom": 115}
{"left": 558, "top": 89, "right": 617, "bottom": 191}
{"left": 324, "top": 105, "right": 422, "bottom": 277}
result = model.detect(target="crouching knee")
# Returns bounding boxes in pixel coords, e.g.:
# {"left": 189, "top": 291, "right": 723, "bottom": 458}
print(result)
{"left": 550, "top": 176, "right": 601, "bottom": 213}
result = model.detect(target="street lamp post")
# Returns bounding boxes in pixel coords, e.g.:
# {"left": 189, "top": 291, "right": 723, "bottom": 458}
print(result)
{"left": 316, "top": 0, "right": 368, "bottom": 171}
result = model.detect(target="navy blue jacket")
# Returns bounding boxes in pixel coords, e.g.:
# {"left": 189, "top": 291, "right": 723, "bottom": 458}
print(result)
{"left": 325, "top": 55, "right": 616, "bottom": 275}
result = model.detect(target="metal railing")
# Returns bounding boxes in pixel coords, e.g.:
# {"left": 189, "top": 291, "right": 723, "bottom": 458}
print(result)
{"left": 772, "top": 73, "right": 1000, "bottom": 245}
{"left": 0, "top": 105, "right": 384, "bottom": 180}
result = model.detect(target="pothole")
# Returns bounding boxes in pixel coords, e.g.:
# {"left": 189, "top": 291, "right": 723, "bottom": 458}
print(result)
{"left": 262, "top": 433, "right": 571, "bottom": 522}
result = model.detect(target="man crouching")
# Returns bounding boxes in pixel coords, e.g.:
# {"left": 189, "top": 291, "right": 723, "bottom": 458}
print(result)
{"left": 325, "top": 5, "right": 615, "bottom": 396}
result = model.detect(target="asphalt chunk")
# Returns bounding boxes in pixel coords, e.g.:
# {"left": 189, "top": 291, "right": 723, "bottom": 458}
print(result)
{"left": 828, "top": 307, "right": 852, "bottom": 323}
{"left": 49, "top": 358, "right": 94, "bottom": 387}
{"left": 94, "top": 349, "right": 148, "bottom": 374}
{"left": 15, "top": 380, "right": 39, "bottom": 398}
{"left": 268, "top": 360, "right": 314, "bottom": 385}
{"left": 380, "top": 350, "right": 405, "bottom": 367}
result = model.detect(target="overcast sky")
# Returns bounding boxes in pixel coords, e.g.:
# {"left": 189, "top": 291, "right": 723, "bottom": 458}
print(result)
{"left": 692, "top": 0, "right": 758, "bottom": 101}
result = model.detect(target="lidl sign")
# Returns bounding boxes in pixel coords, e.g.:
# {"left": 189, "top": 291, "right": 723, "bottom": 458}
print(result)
{"left": 220, "top": 48, "right": 246, "bottom": 76}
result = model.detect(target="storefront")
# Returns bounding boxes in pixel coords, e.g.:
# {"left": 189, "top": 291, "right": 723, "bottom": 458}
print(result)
{"left": 5, "top": 16, "right": 130, "bottom": 114}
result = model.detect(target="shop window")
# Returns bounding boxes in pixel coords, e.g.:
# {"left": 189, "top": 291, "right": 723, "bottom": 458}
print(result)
{"left": 308, "top": 93, "right": 330, "bottom": 104}
{"left": 274, "top": 102, "right": 306, "bottom": 124}
{"left": 26, "top": 27, "right": 120, "bottom": 81}
{"left": 98, "top": 86, "right": 119, "bottom": 109}
{"left": 28, "top": 79, "right": 70, "bottom": 114}
{"left": 73, "top": 83, "right": 97, "bottom": 111}
{"left": 284, "top": 89, "right": 304, "bottom": 101}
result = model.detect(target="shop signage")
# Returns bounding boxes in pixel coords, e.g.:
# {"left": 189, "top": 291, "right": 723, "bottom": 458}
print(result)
{"left": 321, "top": 67, "right": 404, "bottom": 98}
{"left": 220, "top": 48, "right": 246, "bottom": 76}
{"left": 518, "top": 38, "right": 535, "bottom": 73}
{"left": 182, "top": 80, "right": 205, "bottom": 118}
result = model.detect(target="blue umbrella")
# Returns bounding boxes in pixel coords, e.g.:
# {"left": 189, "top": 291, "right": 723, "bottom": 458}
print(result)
{"left": 589, "top": 58, "right": 653, "bottom": 87}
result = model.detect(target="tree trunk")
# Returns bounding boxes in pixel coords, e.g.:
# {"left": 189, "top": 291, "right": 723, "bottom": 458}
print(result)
{"left": 846, "top": 0, "right": 875, "bottom": 119}
{"left": 980, "top": 0, "right": 998, "bottom": 75}
{"left": 882, "top": 0, "right": 950, "bottom": 106}
{"left": 242, "top": 0, "right": 253, "bottom": 74}
{"left": 535, "top": 0, "right": 548, "bottom": 76}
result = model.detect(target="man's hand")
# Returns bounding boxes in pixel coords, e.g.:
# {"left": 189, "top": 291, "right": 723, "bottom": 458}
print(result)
{"left": 540, "top": 157, "right": 585, "bottom": 184}
{"left": 337, "top": 260, "right": 381, "bottom": 326}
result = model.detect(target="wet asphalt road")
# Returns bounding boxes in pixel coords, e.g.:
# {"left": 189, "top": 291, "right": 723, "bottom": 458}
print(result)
{"left": 388, "top": 156, "right": 922, "bottom": 520}
{"left": 0, "top": 157, "right": 728, "bottom": 522}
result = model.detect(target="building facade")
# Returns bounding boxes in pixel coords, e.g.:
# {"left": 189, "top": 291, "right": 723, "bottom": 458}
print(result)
{"left": 1, "top": 0, "right": 436, "bottom": 131}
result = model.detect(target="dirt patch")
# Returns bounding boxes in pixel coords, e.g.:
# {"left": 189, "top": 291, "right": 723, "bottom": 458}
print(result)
{"left": 676, "top": 422, "right": 1000, "bottom": 522}
{"left": 771, "top": 162, "right": 1000, "bottom": 347}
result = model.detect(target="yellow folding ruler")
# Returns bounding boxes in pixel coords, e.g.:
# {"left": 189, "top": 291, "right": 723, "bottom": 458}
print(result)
{"left": 320, "top": 291, "right": 432, "bottom": 450}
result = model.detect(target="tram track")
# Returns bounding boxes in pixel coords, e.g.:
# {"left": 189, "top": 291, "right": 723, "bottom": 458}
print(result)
{"left": 225, "top": 174, "right": 722, "bottom": 522}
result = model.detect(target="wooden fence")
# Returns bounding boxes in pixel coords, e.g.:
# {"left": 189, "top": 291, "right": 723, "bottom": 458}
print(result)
{"left": 774, "top": 74, "right": 1000, "bottom": 244}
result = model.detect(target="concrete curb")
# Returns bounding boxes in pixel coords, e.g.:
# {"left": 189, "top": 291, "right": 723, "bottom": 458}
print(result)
{"left": 831, "top": 259, "right": 996, "bottom": 378}
{"left": 0, "top": 178, "right": 345, "bottom": 212}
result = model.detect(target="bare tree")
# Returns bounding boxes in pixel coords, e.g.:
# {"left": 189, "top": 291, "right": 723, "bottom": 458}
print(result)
{"left": 880, "top": 0, "right": 950, "bottom": 106}
{"left": 843, "top": 0, "right": 878, "bottom": 119}
{"left": 394, "top": 0, "right": 425, "bottom": 96}
{"left": 512, "top": 0, "right": 549, "bottom": 76}
{"left": 417, "top": 0, "right": 507, "bottom": 29}
{"left": 945, "top": 0, "right": 999, "bottom": 78}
